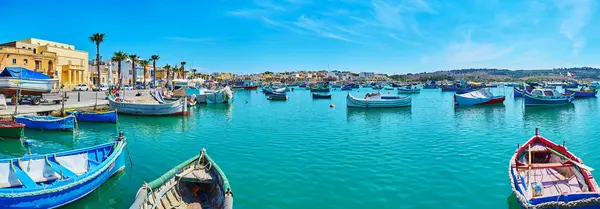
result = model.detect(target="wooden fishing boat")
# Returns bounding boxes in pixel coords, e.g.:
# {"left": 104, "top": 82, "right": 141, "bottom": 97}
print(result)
{"left": 312, "top": 92, "right": 331, "bottom": 99}
{"left": 454, "top": 88, "right": 505, "bottom": 106}
{"left": 206, "top": 87, "right": 233, "bottom": 104}
{"left": 398, "top": 86, "right": 420, "bottom": 94}
{"left": 130, "top": 149, "right": 233, "bottom": 209}
{"left": 0, "top": 134, "right": 127, "bottom": 208}
{"left": 267, "top": 93, "right": 288, "bottom": 101}
{"left": 108, "top": 94, "right": 189, "bottom": 116}
{"left": 65, "top": 109, "right": 117, "bottom": 123}
{"left": 565, "top": 88, "right": 598, "bottom": 97}
{"left": 514, "top": 88, "right": 524, "bottom": 97}
{"left": 346, "top": 93, "right": 411, "bottom": 108}
{"left": 14, "top": 115, "right": 75, "bottom": 131}
{"left": 455, "top": 87, "right": 474, "bottom": 94}
{"left": 341, "top": 86, "right": 352, "bottom": 91}
{"left": 243, "top": 85, "right": 258, "bottom": 90}
{"left": 309, "top": 86, "right": 330, "bottom": 92}
{"left": 0, "top": 121, "right": 25, "bottom": 139}
{"left": 524, "top": 89, "right": 575, "bottom": 106}
{"left": 509, "top": 129, "right": 600, "bottom": 208}
{"left": 384, "top": 86, "right": 394, "bottom": 90}
{"left": 441, "top": 85, "right": 458, "bottom": 92}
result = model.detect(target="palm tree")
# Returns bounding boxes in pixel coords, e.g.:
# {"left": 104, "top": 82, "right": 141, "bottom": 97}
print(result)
{"left": 138, "top": 59, "right": 150, "bottom": 89}
{"left": 180, "top": 61, "right": 186, "bottom": 79}
{"left": 191, "top": 69, "right": 197, "bottom": 79}
{"left": 128, "top": 54, "right": 138, "bottom": 89}
{"left": 150, "top": 55, "right": 160, "bottom": 87}
{"left": 111, "top": 51, "right": 127, "bottom": 87}
{"left": 89, "top": 33, "right": 105, "bottom": 87}
{"left": 172, "top": 65, "right": 179, "bottom": 81}
{"left": 164, "top": 64, "right": 171, "bottom": 90}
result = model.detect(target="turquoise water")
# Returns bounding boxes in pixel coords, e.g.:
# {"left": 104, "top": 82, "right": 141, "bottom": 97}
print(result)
{"left": 1, "top": 87, "right": 600, "bottom": 208}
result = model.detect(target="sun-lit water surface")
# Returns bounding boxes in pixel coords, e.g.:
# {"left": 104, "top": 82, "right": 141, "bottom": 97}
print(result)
{"left": 1, "top": 87, "right": 599, "bottom": 209}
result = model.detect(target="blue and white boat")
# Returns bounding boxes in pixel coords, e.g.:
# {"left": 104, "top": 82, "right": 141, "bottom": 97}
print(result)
{"left": 108, "top": 93, "right": 188, "bottom": 116}
{"left": 0, "top": 134, "right": 127, "bottom": 208}
{"left": 14, "top": 115, "right": 75, "bottom": 131}
{"left": 65, "top": 109, "right": 117, "bottom": 123}
{"left": 524, "top": 89, "right": 575, "bottom": 106}
{"left": 346, "top": 93, "right": 411, "bottom": 108}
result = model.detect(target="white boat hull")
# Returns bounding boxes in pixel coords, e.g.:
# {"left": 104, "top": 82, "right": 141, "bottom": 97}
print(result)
{"left": 0, "top": 78, "right": 58, "bottom": 95}
{"left": 108, "top": 96, "right": 187, "bottom": 115}
{"left": 346, "top": 94, "right": 411, "bottom": 108}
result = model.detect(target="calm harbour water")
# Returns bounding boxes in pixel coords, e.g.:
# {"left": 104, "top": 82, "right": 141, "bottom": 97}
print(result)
{"left": 1, "top": 87, "right": 599, "bottom": 209}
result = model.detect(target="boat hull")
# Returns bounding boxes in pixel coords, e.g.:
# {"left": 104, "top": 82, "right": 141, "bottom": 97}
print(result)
{"left": 312, "top": 93, "right": 331, "bottom": 99}
{"left": 398, "top": 89, "right": 420, "bottom": 94}
{"left": 346, "top": 94, "right": 411, "bottom": 108}
{"left": 524, "top": 92, "right": 574, "bottom": 106}
{"left": 66, "top": 110, "right": 117, "bottom": 123}
{"left": 455, "top": 95, "right": 505, "bottom": 106}
{"left": 565, "top": 89, "right": 598, "bottom": 97}
{"left": 0, "top": 78, "right": 58, "bottom": 96}
{"left": 513, "top": 88, "right": 523, "bottom": 97}
{"left": 0, "top": 122, "right": 24, "bottom": 139}
{"left": 310, "top": 88, "right": 330, "bottom": 92}
{"left": 14, "top": 115, "right": 75, "bottom": 131}
{"left": 108, "top": 96, "right": 188, "bottom": 116}
{"left": 243, "top": 86, "right": 258, "bottom": 90}
{"left": 509, "top": 133, "right": 600, "bottom": 208}
{"left": 0, "top": 141, "right": 127, "bottom": 209}
{"left": 129, "top": 150, "right": 232, "bottom": 209}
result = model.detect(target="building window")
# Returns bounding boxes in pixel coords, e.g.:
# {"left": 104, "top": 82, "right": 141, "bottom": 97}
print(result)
{"left": 23, "top": 59, "right": 28, "bottom": 65}
{"left": 33, "top": 49, "right": 36, "bottom": 54}
{"left": 35, "top": 61, "right": 40, "bottom": 70}
{"left": 48, "top": 61, "right": 53, "bottom": 71}
{"left": 12, "top": 59, "right": 16, "bottom": 65}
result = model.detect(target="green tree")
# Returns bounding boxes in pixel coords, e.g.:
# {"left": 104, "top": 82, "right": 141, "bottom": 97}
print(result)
{"left": 150, "top": 55, "right": 160, "bottom": 87}
{"left": 111, "top": 51, "right": 127, "bottom": 87}
{"left": 128, "top": 54, "right": 138, "bottom": 88}
{"left": 180, "top": 61, "right": 186, "bottom": 79}
{"left": 164, "top": 64, "right": 171, "bottom": 89}
{"left": 138, "top": 59, "right": 150, "bottom": 88}
{"left": 89, "top": 33, "right": 105, "bottom": 87}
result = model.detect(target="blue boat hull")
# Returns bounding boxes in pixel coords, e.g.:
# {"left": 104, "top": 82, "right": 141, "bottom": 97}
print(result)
{"left": 67, "top": 111, "right": 117, "bottom": 123}
{"left": 0, "top": 141, "right": 126, "bottom": 208}
{"left": 524, "top": 94, "right": 574, "bottom": 106}
{"left": 14, "top": 116, "right": 75, "bottom": 131}
{"left": 514, "top": 88, "right": 523, "bottom": 97}
{"left": 565, "top": 89, "right": 598, "bottom": 97}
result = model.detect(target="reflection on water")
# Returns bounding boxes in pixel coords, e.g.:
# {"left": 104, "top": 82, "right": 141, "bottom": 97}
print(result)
{"left": 0, "top": 139, "right": 25, "bottom": 157}
{"left": 506, "top": 193, "right": 521, "bottom": 209}
{"left": 523, "top": 104, "right": 575, "bottom": 121}
{"left": 23, "top": 130, "right": 77, "bottom": 149}
{"left": 196, "top": 103, "right": 233, "bottom": 121}
{"left": 346, "top": 107, "right": 411, "bottom": 122}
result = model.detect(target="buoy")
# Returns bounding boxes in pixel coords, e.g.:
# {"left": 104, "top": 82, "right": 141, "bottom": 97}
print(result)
{"left": 330, "top": 104, "right": 335, "bottom": 108}
{"left": 23, "top": 140, "right": 33, "bottom": 147}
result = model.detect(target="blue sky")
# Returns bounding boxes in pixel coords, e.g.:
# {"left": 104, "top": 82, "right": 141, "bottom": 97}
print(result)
{"left": 2, "top": 0, "right": 600, "bottom": 74}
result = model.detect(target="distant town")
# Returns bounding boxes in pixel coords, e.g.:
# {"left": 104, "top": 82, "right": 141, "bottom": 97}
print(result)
{"left": 1, "top": 38, "right": 598, "bottom": 91}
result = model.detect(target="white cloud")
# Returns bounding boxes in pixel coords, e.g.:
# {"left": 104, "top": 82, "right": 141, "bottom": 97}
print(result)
{"left": 294, "top": 15, "right": 353, "bottom": 42}
{"left": 556, "top": 0, "right": 596, "bottom": 55}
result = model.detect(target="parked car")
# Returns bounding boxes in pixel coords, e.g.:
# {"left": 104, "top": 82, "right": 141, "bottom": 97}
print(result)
{"left": 136, "top": 84, "right": 144, "bottom": 89}
{"left": 122, "top": 85, "right": 133, "bottom": 90}
{"left": 73, "top": 84, "right": 90, "bottom": 91}
{"left": 92, "top": 84, "right": 109, "bottom": 91}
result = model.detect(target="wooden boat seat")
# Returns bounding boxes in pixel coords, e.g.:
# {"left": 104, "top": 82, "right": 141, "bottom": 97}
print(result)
{"left": 176, "top": 168, "right": 213, "bottom": 183}
{"left": 46, "top": 158, "right": 77, "bottom": 179}
{"left": 513, "top": 162, "right": 572, "bottom": 170}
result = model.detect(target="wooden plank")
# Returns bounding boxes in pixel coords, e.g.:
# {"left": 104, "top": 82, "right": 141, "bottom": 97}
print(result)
{"left": 12, "top": 160, "right": 37, "bottom": 188}
{"left": 513, "top": 163, "right": 572, "bottom": 169}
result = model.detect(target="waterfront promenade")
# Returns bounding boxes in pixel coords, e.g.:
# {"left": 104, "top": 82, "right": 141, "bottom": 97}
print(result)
{"left": 0, "top": 90, "right": 151, "bottom": 116}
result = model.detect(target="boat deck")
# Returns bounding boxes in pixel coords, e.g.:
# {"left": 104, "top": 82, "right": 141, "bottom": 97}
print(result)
{"left": 520, "top": 168, "right": 584, "bottom": 199}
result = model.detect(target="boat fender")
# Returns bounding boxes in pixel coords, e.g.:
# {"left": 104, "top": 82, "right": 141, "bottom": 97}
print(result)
{"left": 117, "top": 131, "right": 126, "bottom": 141}
{"left": 330, "top": 104, "right": 335, "bottom": 108}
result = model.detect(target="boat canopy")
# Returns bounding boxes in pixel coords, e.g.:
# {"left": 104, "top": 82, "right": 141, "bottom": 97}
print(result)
{"left": 0, "top": 67, "right": 52, "bottom": 79}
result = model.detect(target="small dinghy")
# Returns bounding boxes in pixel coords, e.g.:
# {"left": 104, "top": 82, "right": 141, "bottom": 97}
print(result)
{"left": 312, "top": 92, "right": 331, "bottom": 99}
{"left": 268, "top": 92, "right": 288, "bottom": 101}
{"left": 514, "top": 88, "right": 524, "bottom": 97}
{"left": 524, "top": 89, "right": 575, "bottom": 106}
{"left": 454, "top": 88, "right": 505, "bottom": 106}
{"left": 398, "top": 86, "right": 420, "bottom": 94}
{"left": 346, "top": 93, "right": 411, "bottom": 108}
{"left": 509, "top": 129, "right": 600, "bottom": 208}
{"left": 0, "top": 133, "right": 127, "bottom": 208}
{"left": 0, "top": 121, "right": 25, "bottom": 139}
{"left": 565, "top": 88, "right": 598, "bottom": 97}
{"left": 65, "top": 109, "right": 117, "bottom": 123}
{"left": 14, "top": 115, "right": 75, "bottom": 131}
{"left": 130, "top": 149, "right": 233, "bottom": 209}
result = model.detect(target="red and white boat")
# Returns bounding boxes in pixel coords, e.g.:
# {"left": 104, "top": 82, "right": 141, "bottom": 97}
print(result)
{"left": 454, "top": 88, "right": 505, "bottom": 106}
{"left": 509, "top": 129, "right": 600, "bottom": 208}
